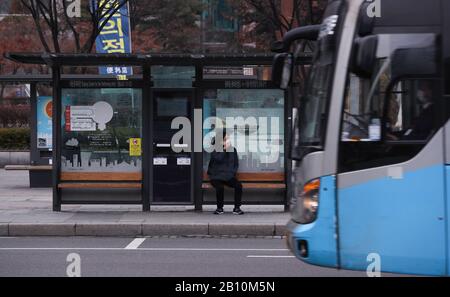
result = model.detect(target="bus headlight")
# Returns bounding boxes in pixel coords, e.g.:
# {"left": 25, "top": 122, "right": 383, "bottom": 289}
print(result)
{"left": 297, "top": 179, "right": 320, "bottom": 224}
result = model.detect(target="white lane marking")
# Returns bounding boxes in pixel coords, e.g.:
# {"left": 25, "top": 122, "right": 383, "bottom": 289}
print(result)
{"left": 247, "top": 255, "right": 295, "bottom": 258}
{"left": 124, "top": 238, "right": 146, "bottom": 250}
{"left": 0, "top": 248, "right": 289, "bottom": 251}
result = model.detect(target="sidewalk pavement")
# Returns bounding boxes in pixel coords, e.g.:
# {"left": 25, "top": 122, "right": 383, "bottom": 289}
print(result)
{"left": 0, "top": 170, "right": 290, "bottom": 237}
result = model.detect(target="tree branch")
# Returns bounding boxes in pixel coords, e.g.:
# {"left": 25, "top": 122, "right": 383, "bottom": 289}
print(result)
{"left": 62, "top": 0, "right": 81, "bottom": 52}
{"left": 20, "top": 0, "right": 51, "bottom": 52}
{"left": 51, "top": 0, "right": 61, "bottom": 52}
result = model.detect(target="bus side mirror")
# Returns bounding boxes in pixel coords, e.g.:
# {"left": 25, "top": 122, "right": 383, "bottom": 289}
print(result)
{"left": 351, "top": 35, "right": 378, "bottom": 78}
{"left": 358, "top": 1, "right": 375, "bottom": 36}
{"left": 271, "top": 25, "right": 321, "bottom": 53}
{"left": 272, "top": 53, "right": 294, "bottom": 89}
{"left": 390, "top": 46, "right": 438, "bottom": 81}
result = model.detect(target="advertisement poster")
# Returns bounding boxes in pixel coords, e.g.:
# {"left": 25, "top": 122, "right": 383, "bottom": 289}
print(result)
{"left": 64, "top": 101, "right": 114, "bottom": 132}
{"left": 37, "top": 96, "right": 53, "bottom": 149}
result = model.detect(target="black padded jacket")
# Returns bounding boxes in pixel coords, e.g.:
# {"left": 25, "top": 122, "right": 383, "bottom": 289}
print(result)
{"left": 207, "top": 147, "right": 239, "bottom": 181}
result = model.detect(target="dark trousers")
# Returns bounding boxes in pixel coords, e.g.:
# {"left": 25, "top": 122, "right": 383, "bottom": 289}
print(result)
{"left": 210, "top": 178, "right": 242, "bottom": 209}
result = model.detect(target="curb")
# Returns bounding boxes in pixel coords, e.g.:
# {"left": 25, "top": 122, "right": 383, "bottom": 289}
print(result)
{"left": 76, "top": 224, "right": 142, "bottom": 237}
{"left": 9, "top": 223, "right": 75, "bottom": 236}
{"left": 142, "top": 224, "right": 208, "bottom": 236}
{"left": 209, "top": 224, "right": 274, "bottom": 236}
{"left": 1, "top": 223, "right": 285, "bottom": 237}
{"left": 0, "top": 223, "right": 8, "bottom": 236}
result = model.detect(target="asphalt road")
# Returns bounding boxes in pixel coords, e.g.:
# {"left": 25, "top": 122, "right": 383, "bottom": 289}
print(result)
{"left": 0, "top": 236, "right": 404, "bottom": 277}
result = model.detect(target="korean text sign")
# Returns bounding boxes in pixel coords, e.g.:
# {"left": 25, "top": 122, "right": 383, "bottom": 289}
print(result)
{"left": 95, "top": 0, "right": 133, "bottom": 75}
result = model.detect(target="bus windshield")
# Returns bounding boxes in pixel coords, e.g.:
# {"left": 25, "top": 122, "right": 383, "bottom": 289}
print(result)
{"left": 293, "top": 1, "right": 345, "bottom": 156}
{"left": 297, "top": 61, "right": 334, "bottom": 146}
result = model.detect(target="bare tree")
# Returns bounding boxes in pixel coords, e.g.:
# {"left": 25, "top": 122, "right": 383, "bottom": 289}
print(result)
{"left": 242, "top": 0, "right": 295, "bottom": 39}
{"left": 239, "top": 0, "right": 325, "bottom": 40}
{"left": 237, "top": 0, "right": 327, "bottom": 93}
{"left": 20, "top": 0, "right": 133, "bottom": 53}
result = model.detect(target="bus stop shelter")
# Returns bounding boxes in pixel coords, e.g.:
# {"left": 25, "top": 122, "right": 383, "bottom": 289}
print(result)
{"left": 5, "top": 52, "right": 311, "bottom": 212}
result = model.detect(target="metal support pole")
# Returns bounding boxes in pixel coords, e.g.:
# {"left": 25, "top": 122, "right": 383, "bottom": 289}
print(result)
{"left": 29, "top": 83, "right": 38, "bottom": 166}
{"left": 284, "top": 88, "right": 293, "bottom": 212}
{"left": 52, "top": 66, "right": 62, "bottom": 212}
{"left": 194, "top": 64, "right": 204, "bottom": 211}
{"left": 142, "top": 65, "right": 152, "bottom": 212}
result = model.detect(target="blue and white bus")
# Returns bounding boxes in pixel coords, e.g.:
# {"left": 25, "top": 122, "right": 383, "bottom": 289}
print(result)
{"left": 273, "top": 0, "right": 450, "bottom": 276}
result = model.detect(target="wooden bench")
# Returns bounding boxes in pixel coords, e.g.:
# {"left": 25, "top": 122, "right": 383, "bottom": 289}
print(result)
{"left": 202, "top": 183, "right": 285, "bottom": 189}
{"left": 4, "top": 165, "right": 53, "bottom": 188}
{"left": 202, "top": 172, "right": 286, "bottom": 190}
{"left": 58, "top": 172, "right": 142, "bottom": 190}
{"left": 58, "top": 183, "right": 141, "bottom": 189}
{"left": 4, "top": 165, "right": 52, "bottom": 171}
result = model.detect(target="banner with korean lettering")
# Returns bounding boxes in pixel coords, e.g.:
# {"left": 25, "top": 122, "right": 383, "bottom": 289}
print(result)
{"left": 95, "top": 0, "right": 133, "bottom": 75}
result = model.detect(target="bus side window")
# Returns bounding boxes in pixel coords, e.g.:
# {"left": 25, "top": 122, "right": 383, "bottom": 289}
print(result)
{"left": 339, "top": 77, "right": 442, "bottom": 173}
{"left": 384, "top": 79, "right": 441, "bottom": 142}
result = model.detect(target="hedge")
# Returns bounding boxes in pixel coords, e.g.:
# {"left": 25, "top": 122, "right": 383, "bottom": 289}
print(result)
{"left": 0, "top": 128, "right": 30, "bottom": 150}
